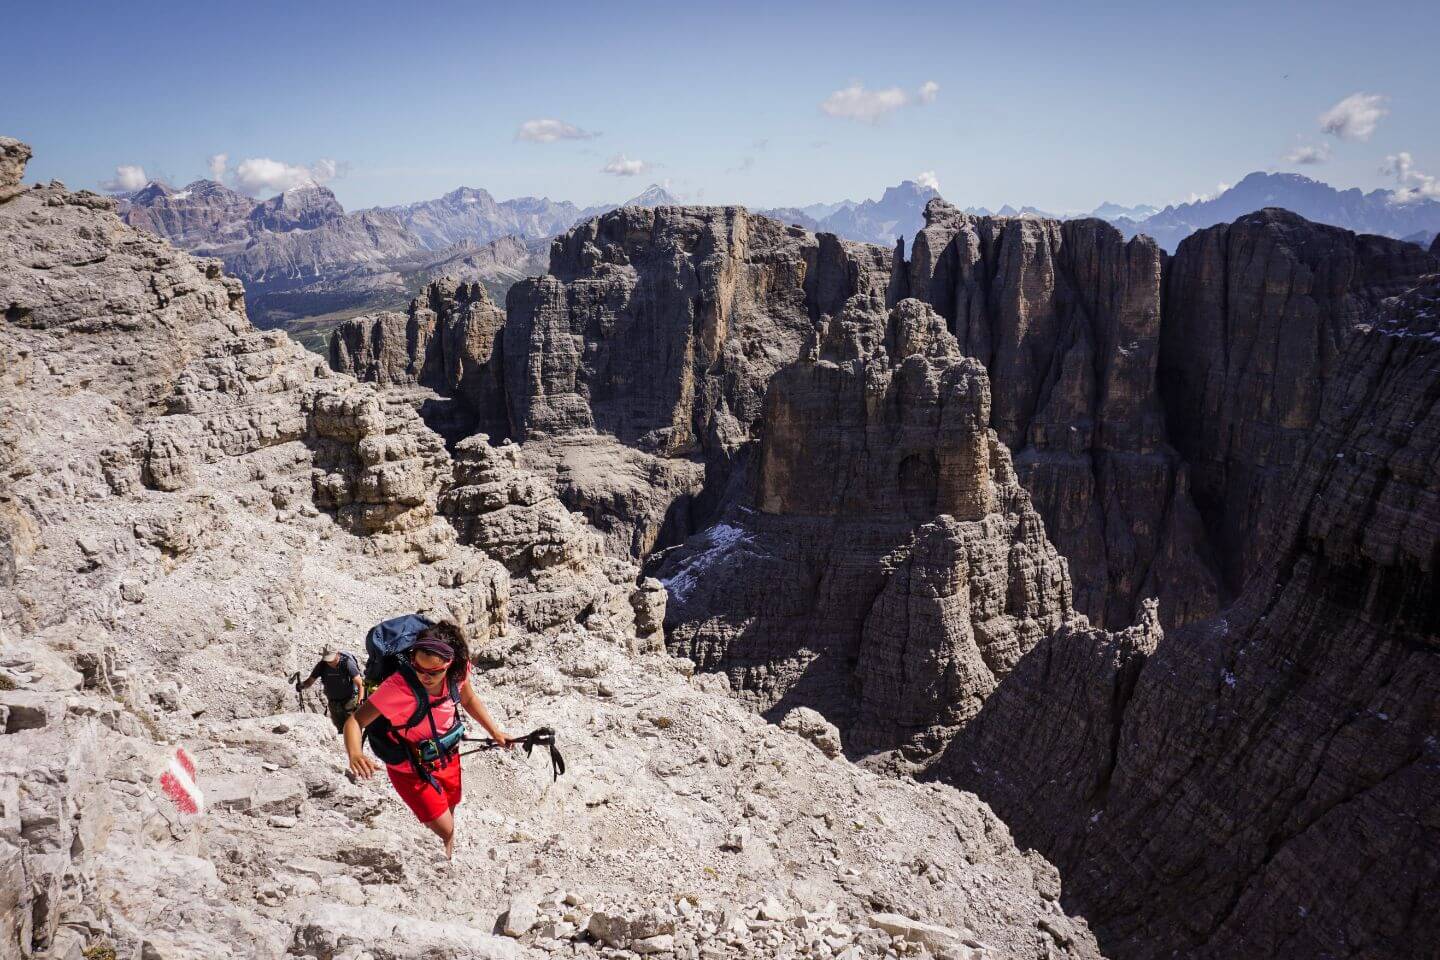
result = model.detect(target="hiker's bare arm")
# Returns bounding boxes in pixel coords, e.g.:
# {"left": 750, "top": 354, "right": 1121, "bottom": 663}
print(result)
{"left": 460, "top": 680, "right": 510, "bottom": 747}
{"left": 344, "top": 701, "right": 381, "bottom": 778}
{"left": 353, "top": 673, "right": 365, "bottom": 700}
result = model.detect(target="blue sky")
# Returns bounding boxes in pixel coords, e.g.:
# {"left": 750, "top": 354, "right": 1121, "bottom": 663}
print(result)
{"left": 10, "top": 0, "right": 1439, "bottom": 212}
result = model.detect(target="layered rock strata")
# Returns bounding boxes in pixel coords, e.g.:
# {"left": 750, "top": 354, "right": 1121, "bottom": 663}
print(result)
{"left": 1, "top": 141, "right": 1096, "bottom": 960}
{"left": 1159, "top": 208, "right": 1438, "bottom": 593}
{"left": 942, "top": 274, "right": 1440, "bottom": 959}
{"left": 898, "top": 199, "right": 1219, "bottom": 629}
{"left": 658, "top": 295, "right": 1077, "bottom": 755}
{"left": 440, "top": 435, "right": 660, "bottom": 639}
{"left": 340, "top": 205, "right": 898, "bottom": 558}
{"left": 329, "top": 277, "right": 509, "bottom": 442}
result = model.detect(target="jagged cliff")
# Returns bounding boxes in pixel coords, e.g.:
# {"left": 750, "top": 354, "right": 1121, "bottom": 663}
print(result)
{"left": 898, "top": 199, "right": 1219, "bottom": 629}
{"left": 1159, "top": 208, "right": 1437, "bottom": 594}
{"left": 323, "top": 187, "right": 1440, "bottom": 960}
{"left": 941, "top": 274, "right": 1440, "bottom": 958}
{"left": 338, "top": 205, "right": 896, "bottom": 558}
{"left": 2, "top": 140, "right": 1096, "bottom": 960}
{"left": 329, "top": 278, "right": 510, "bottom": 442}
{"left": 657, "top": 295, "right": 1077, "bottom": 756}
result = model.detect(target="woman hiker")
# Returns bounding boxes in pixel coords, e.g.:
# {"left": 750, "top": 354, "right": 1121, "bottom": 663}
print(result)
{"left": 343, "top": 621, "right": 511, "bottom": 858}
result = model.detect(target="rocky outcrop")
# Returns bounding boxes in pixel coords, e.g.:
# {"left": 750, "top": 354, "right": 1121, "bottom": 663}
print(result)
{"left": 659, "top": 295, "right": 1078, "bottom": 755}
{"left": 3, "top": 140, "right": 1096, "bottom": 960}
{"left": 902, "top": 200, "right": 1219, "bottom": 629}
{"left": 1159, "top": 208, "right": 1439, "bottom": 594}
{"left": 330, "top": 278, "right": 510, "bottom": 442}
{"left": 440, "top": 436, "right": 653, "bottom": 637}
{"left": 941, "top": 274, "right": 1440, "bottom": 959}
{"left": 490, "top": 206, "right": 894, "bottom": 555}
{"left": 506, "top": 206, "right": 891, "bottom": 451}
{"left": 0, "top": 136, "right": 32, "bottom": 204}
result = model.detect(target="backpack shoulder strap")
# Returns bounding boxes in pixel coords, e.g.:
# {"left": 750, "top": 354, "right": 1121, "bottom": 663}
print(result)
{"left": 393, "top": 662, "right": 434, "bottom": 731}
{"left": 446, "top": 674, "right": 462, "bottom": 706}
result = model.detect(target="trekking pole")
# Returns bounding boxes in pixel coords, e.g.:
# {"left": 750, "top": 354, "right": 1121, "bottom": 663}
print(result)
{"left": 459, "top": 727, "right": 565, "bottom": 781}
{"left": 287, "top": 671, "right": 307, "bottom": 712}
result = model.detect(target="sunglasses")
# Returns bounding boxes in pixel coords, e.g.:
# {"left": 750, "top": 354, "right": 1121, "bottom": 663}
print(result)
{"left": 409, "top": 657, "right": 453, "bottom": 678}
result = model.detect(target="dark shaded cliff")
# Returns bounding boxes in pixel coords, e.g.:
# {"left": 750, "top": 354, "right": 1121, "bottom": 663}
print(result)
{"left": 657, "top": 295, "right": 1076, "bottom": 754}
{"left": 942, "top": 274, "right": 1440, "bottom": 959}
{"left": 1160, "top": 208, "right": 1438, "bottom": 594}
{"left": 900, "top": 200, "right": 1220, "bottom": 629}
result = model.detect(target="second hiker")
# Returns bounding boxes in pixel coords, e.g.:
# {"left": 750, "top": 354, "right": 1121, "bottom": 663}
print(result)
{"left": 301, "top": 644, "right": 365, "bottom": 734}
{"left": 343, "top": 621, "right": 511, "bottom": 858}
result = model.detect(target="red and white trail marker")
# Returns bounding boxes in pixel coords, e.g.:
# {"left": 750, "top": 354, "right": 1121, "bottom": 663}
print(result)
{"left": 157, "top": 745, "right": 204, "bottom": 816}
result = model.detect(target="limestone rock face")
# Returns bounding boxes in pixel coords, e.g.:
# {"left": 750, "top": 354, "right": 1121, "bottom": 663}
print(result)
{"left": 120, "top": 179, "right": 254, "bottom": 247}
{"left": 491, "top": 206, "right": 894, "bottom": 556}
{"left": 305, "top": 388, "right": 458, "bottom": 562}
{"left": 902, "top": 199, "right": 1219, "bottom": 629}
{"left": 505, "top": 205, "right": 891, "bottom": 452}
{"left": 659, "top": 296, "right": 1077, "bottom": 754}
{"left": 1, "top": 146, "right": 1100, "bottom": 960}
{"left": 329, "top": 278, "right": 509, "bottom": 441}
{"left": 246, "top": 184, "right": 346, "bottom": 233}
{"left": 439, "top": 436, "right": 649, "bottom": 636}
{"left": 944, "top": 275, "right": 1440, "bottom": 959}
{"left": 1159, "top": 207, "right": 1439, "bottom": 593}
{"left": 0, "top": 136, "right": 32, "bottom": 203}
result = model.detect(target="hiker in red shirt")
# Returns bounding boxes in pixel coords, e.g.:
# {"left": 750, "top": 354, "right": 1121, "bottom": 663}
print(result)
{"left": 343, "top": 621, "right": 511, "bottom": 858}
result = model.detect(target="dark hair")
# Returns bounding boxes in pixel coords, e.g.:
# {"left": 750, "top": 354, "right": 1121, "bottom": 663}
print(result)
{"left": 416, "top": 621, "right": 469, "bottom": 684}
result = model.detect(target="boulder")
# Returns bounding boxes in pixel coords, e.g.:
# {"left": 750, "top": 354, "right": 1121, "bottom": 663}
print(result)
{"left": 0, "top": 137, "right": 30, "bottom": 204}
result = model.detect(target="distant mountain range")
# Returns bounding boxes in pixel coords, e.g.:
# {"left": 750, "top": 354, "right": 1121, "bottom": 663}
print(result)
{"left": 760, "top": 180, "right": 939, "bottom": 245}
{"left": 116, "top": 180, "right": 679, "bottom": 332}
{"left": 1102, "top": 172, "right": 1440, "bottom": 252}
{"left": 115, "top": 168, "right": 1440, "bottom": 345}
{"left": 771, "top": 172, "right": 1440, "bottom": 255}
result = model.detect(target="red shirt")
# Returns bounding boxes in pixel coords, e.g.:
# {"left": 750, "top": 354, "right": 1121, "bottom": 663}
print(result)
{"left": 368, "top": 663, "right": 468, "bottom": 757}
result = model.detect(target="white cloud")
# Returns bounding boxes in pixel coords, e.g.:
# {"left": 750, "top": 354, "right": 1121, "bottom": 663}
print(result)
{"left": 1319, "top": 93, "right": 1387, "bottom": 141}
{"left": 1382, "top": 152, "right": 1440, "bottom": 204}
{"left": 915, "top": 170, "right": 941, "bottom": 191}
{"left": 207, "top": 153, "right": 228, "bottom": 179}
{"left": 1183, "top": 182, "right": 1234, "bottom": 205}
{"left": 232, "top": 157, "right": 341, "bottom": 196}
{"left": 601, "top": 154, "right": 650, "bottom": 177}
{"left": 820, "top": 79, "right": 939, "bottom": 124}
{"left": 100, "top": 164, "right": 149, "bottom": 192}
{"left": 1285, "top": 143, "right": 1330, "bottom": 165}
{"left": 516, "top": 118, "right": 598, "bottom": 143}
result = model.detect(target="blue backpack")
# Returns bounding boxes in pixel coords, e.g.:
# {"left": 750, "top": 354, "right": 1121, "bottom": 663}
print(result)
{"left": 361, "top": 614, "right": 465, "bottom": 785}
{"left": 363, "top": 613, "right": 435, "bottom": 687}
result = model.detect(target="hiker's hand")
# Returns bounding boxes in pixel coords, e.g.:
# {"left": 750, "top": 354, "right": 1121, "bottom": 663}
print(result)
{"left": 348, "top": 752, "right": 378, "bottom": 779}
{"left": 494, "top": 732, "right": 513, "bottom": 750}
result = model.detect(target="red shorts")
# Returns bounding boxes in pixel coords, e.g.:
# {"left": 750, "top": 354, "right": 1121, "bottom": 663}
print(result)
{"left": 386, "top": 755, "right": 462, "bottom": 823}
